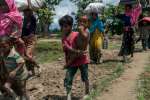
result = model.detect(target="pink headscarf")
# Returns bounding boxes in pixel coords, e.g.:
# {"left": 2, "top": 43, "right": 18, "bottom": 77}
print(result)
{"left": 125, "top": 3, "right": 142, "bottom": 26}
{"left": 0, "top": 0, "right": 22, "bottom": 36}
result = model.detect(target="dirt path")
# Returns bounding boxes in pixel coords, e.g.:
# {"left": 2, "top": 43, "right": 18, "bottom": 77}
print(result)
{"left": 26, "top": 50, "right": 121, "bottom": 100}
{"left": 37, "top": 38, "right": 61, "bottom": 42}
{"left": 96, "top": 51, "right": 150, "bottom": 100}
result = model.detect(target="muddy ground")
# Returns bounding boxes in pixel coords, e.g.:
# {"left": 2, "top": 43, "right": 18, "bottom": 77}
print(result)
{"left": 27, "top": 50, "right": 121, "bottom": 100}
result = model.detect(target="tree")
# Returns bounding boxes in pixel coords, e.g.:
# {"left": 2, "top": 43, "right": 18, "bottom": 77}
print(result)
{"left": 36, "top": 0, "right": 62, "bottom": 35}
{"left": 71, "top": 0, "right": 124, "bottom": 35}
{"left": 37, "top": 8, "right": 54, "bottom": 34}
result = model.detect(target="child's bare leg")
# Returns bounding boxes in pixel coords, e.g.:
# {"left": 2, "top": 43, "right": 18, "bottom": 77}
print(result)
{"left": 25, "top": 60, "right": 35, "bottom": 76}
{"left": 80, "top": 64, "right": 89, "bottom": 95}
{"left": 64, "top": 67, "right": 78, "bottom": 100}
{"left": 4, "top": 82, "right": 12, "bottom": 93}
{"left": 84, "top": 80, "right": 89, "bottom": 95}
{"left": 25, "top": 56, "right": 40, "bottom": 77}
{"left": 80, "top": 64, "right": 90, "bottom": 100}
{"left": 25, "top": 39, "right": 38, "bottom": 76}
{"left": 4, "top": 80, "right": 16, "bottom": 97}
{"left": 15, "top": 38, "right": 26, "bottom": 56}
{"left": 15, "top": 80, "right": 29, "bottom": 100}
{"left": 123, "top": 55, "right": 128, "bottom": 63}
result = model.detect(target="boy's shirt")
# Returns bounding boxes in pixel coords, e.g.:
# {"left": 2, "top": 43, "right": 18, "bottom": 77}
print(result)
{"left": 62, "top": 32, "right": 90, "bottom": 67}
{"left": 0, "top": 47, "right": 28, "bottom": 80}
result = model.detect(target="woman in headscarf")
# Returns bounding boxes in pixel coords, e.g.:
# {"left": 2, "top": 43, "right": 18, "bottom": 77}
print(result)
{"left": 0, "top": 0, "right": 29, "bottom": 99}
{"left": 0, "top": 0, "right": 25, "bottom": 56}
{"left": 117, "top": 0, "right": 142, "bottom": 62}
{"left": 88, "top": 12, "right": 105, "bottom": 64}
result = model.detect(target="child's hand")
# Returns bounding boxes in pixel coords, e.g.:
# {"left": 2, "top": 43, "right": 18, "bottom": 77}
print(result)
{"left": 78, "top": 50, "right": 88, "bottom": 55}
{"left": 10, "top": 32, "right": 18, "bottom": 39}
{"left": 83, "top": 50, "right": 88, "bottom": 54}
{"left": 78, "top": 25, "right": 85, "bottom": 33}
{"left": 9, "top": 71, "right": 16, "bottom": 79}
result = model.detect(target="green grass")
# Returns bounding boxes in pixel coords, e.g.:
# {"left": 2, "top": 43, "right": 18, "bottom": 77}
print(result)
{"left": 137, "top": 57, "right": 150, "bottom": 100}
{"left": 34, "top": 39, "right": 125, "bottom": 100}
{"left": 100, "top": 62, "right": 121, "bottom": 70}
{"left": 35, "top": 40, "right": 121, "bottom": 64}
{"left": 35, "top": 41, "right": 63, "bottom": 63}
{"left": 86, "top": 63, "right": 124, "bottom": 100}
{"left": 108, "top": 42, "right": 121, "bottom": 50}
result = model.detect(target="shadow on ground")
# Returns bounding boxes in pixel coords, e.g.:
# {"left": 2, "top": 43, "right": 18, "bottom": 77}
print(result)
{"left": 42, "top": 95, "right": 81, "bottom": 100}
{"left": 134, "top": 48, "right": 143, "bottom": 53}
{"left": 103, "top": 59, "right": 123, "bottom": 63}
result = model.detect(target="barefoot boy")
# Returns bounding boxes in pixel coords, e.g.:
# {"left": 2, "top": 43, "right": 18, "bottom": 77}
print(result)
{"left": 59, "top": 15, "right": 90, "bottom": 100}
{"left": 64, "top": 15, "right": 90, "bottom": 68}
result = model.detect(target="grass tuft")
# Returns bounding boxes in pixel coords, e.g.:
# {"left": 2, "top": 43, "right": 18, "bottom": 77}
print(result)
{"left": 137, "top": 57, "right": 150, "bottom": 100}
{"left": 86, "top": 63, "right": 124, "bottom": 100}
{"left": 35, "top": 41, "right": 63, "bottom": 63}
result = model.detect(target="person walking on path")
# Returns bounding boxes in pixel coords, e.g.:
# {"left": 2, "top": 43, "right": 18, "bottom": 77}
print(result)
{"left": 117, "top": 0, "right": 142, "bottom": 62}
{"left": 88, "top": 12, "right": 105, "bottom": 64}
{"left": 22, "top": 8, "right": 40, "bottom": 77}
{"left": 59, "top": 15, "right": 90, "bottom": 100}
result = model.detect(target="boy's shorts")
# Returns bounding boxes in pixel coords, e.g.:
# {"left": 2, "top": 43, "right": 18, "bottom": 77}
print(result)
{"left": 64, "top": 64, "right": 88, "bottom": 91}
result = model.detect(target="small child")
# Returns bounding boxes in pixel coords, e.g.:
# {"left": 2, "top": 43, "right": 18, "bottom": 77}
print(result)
{"left": 59, "top": 15, "right": 90, "bottom": 100}
{"left": 0, "top": 36, "right": 29, "bottom": 99}
{"left": 64, "top": 16, "right": 90, "bottom": 68}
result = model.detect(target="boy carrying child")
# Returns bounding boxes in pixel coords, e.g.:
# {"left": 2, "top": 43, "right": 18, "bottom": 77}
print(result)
{"left": 59, "top": 15, "right": 90, "bottom": 100}
{"left": 0, "top": 36, "right": 29, "bottom": 100}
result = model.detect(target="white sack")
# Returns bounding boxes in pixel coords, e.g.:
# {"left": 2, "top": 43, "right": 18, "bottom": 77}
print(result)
{"left": 15, "top": 0, "right": 45, "bottom": 11}
{"left": 84, "top": 3, "right": 104, "bottom": 14}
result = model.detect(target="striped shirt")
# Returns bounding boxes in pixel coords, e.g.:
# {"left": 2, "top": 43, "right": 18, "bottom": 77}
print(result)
{"left": 0, "top": 47, "right": 28, "bottom": 80}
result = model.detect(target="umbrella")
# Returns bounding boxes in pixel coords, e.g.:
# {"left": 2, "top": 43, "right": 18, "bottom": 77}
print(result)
{"left": 84, "top": 3, "right": 104, "bottom": 14}
{"left": 15, "top": 0, "right": 45, "bottom": 11}
{"left": 142, "top": 17, "right": 150, "bottom": 23}
{"left": 119, "top": 0, "right": 137, "bottom": 4}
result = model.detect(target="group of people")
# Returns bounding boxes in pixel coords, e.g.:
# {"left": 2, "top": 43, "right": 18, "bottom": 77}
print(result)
{"left": 117, "top": 0, "right": 142, "bottom": 62}
{"left": 0, "top": 0, "right": 149, "bottom": 100}
{"left": 59, "top": 0, "right": 150, "bottom": 100}
{"left": 0, "top": 0, "right": 38, "bottom": 99}
{"left": 59, "top": 14, "right": 104, "bottom": 100}
{"left": 117, "top": 0, "right": 150, "bottom": 62}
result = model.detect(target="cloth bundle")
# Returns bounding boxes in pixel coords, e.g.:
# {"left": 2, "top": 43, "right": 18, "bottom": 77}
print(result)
{"left": 15, "top": 0, "right": 45, "bottom": 11}
{"left": 84, "top": 3, "right": 104, "bottom": 14}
